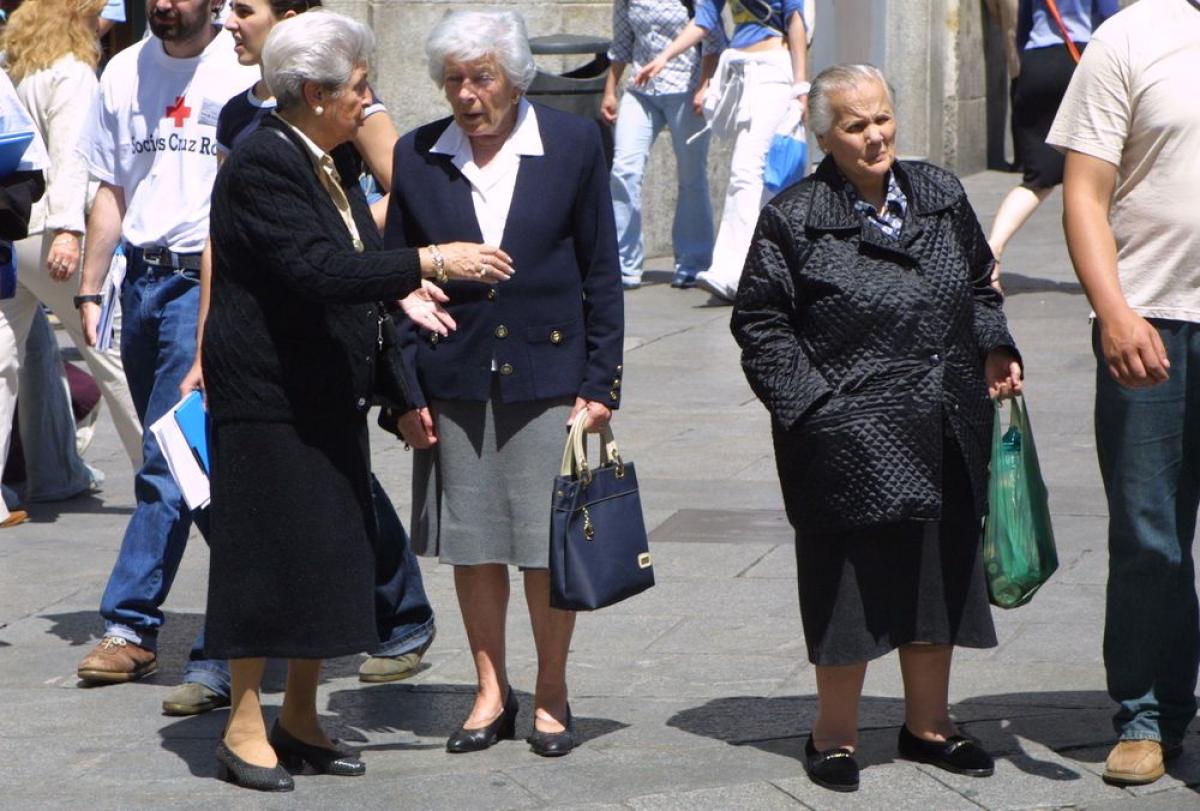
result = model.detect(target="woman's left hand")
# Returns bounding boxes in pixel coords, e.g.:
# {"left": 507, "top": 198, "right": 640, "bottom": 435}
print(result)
{"left": 46, "top": 231, "right": 81, "bottom": 281}
{"left": 985, "top": 349, "right": 1024, "bottom": 400}
{"left": 634, "top": 55, "right": 667, "bottom": 88}
{"left": 399, "top": 280, "right": 457, "bottom": 336}
{"left": 567, "top": 397, "right": 612, "bottom": 432}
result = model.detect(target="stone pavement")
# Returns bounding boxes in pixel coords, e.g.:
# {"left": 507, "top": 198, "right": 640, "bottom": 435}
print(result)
{"left": 2, "top": 170, "right": 1198, "bottom": 810}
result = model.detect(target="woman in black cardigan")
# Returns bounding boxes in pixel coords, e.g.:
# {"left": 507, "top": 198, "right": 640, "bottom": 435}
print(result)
{"left": 203, "top": 12, "right": 511, "bottom": 792}
{"left": 732, "top": 64, "right": 1023, "bottom": 793}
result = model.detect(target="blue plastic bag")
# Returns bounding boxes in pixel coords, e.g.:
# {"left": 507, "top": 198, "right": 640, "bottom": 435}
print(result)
{"left": 763, "top": 118, "right": 808, "bottom": 194}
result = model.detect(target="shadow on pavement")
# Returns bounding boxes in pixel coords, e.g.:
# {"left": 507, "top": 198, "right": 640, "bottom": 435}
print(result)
{"left": 25, "top": 495, "right": 134, "bottom": 521}
{"left": 1000, "top": 272, "right": 1084, "bottom": 296}
{"left": 667, "top": 692, "right": 1200, "bottom": 792}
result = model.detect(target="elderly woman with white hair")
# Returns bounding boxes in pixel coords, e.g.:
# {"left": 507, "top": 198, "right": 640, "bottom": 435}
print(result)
{"left": 202, "top": 11, "right": 511, "bottom": 792}
{"left": 385, "top": 9, "right": 622, "bottom": 759}
{"left": 731, "top": 63, "right": 1025, "bottom": 792}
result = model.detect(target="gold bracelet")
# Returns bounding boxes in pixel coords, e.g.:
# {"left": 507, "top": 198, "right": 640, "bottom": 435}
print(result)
{"left": 429, "top": 243, "right": 447, "bottom": 285}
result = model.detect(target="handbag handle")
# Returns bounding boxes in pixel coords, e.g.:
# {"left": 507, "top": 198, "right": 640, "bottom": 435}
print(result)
{"left": 559, "top": 415, "right": 623, "bottom": 485}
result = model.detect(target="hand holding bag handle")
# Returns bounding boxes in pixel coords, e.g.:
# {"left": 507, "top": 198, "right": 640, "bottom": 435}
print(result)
{"left": 560, "top": 415, "right": 622, "bottom": 485}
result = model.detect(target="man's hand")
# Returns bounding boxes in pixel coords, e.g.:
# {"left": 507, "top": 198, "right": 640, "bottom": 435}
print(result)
{"left": 985, "top": 349, "right": 1024, "bottom": 400}
{"left": 399, "top": 280, "right": 456, "bottom": 336}
{"left": 397, "top": 407, "right": 437, "bottom": 448}
{"left": 1098, "top": 308, "right": 1170, "bottom": 388}
{"left": 80, "top": 301, "right": 102, "bottom": 347}
{"left": 567, "top": 397, "right": 612, "bottom": 432}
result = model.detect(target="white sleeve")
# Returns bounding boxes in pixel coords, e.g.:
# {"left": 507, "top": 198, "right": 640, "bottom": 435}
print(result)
{"left": 43, "top": 64, "right": 99, "bottom": 234}
{"left": 78, "top": 75, "right": 119, "bottom": 185}
{"left": 1046, "top": 35, "right": 1130, "bottom": 167}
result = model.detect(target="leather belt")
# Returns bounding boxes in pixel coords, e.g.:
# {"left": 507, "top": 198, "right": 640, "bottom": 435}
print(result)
{"left": 128, "top": 245, "right": 203, "bottom": 271}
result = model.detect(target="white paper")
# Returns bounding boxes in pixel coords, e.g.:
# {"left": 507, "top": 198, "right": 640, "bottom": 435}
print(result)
{"left": 149, "top": 395, "right": 210, "bottom": 511}
{"left": 96, "top": 249, "right": 126, "bottom": 353}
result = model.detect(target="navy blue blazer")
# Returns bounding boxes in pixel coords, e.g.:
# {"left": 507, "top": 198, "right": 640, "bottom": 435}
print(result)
{"left": 384, "top": 103, "right": 624, "bottom": 409}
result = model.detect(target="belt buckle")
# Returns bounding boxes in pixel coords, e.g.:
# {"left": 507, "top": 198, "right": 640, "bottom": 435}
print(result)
{"left": 141, "top": 246, "right": 168, "bottom": 266}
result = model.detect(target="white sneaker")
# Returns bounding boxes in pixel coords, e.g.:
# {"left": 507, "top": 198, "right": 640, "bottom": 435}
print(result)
{"left": 695, "top": 271, "right": 736, "bottom": 303}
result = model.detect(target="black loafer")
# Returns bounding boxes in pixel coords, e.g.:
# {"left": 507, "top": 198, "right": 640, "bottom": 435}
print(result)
{"left": 528, "top": 705, "right": 575, "bottom": 758}
{"left": 269, "top": 720, "right": 365, "bottom": 776}
{"left": 898, "top": 725, "right": 994, "bottom": 776}
{"left": 446, "top": 688, "right": 518, "bottom": 753}
{"left": 804, "top": 735, "right": 860, "bottom": 792}
{"left": 215, "top": 741, "right": 294, "bottom": 792}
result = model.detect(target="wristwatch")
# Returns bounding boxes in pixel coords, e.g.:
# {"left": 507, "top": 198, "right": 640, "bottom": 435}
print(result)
{"left": 73, "top": 294, "right": 103, "bottom": 309}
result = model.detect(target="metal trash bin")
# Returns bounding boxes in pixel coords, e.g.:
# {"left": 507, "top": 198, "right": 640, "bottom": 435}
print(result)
{"left": 527, "top": 34, "right": 613, "bottom": 165}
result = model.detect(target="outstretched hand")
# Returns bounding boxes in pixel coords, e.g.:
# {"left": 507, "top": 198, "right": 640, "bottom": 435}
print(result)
{"left": 400, "top": 280, "right": 456, "bottom": 335}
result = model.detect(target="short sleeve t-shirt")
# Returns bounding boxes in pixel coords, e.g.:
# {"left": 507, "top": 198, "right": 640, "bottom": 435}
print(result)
{"left": 1046, "top": 0, "right": 1200, "bottom": 324}
{"left": 78, "top": 28, "right": 257, "bottom": 253}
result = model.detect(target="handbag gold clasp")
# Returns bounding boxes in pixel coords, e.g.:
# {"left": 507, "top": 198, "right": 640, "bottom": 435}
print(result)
{"left": 582, "top": 506, "right": 594, "bottom": 540}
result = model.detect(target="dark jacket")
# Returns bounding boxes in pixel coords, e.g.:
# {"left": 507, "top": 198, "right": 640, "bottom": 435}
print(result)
{"left": 384, "top": 103, "right": 624, "bottom": 409}
{"left": 731, "top": 157, "right": 1020, "bottom": 533}
{"left": 205, "top": 115, "right": 423, "bottom": 424}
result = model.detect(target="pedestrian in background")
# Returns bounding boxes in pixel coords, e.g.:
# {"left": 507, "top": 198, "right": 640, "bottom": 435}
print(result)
{"left": 388, "top": 9, "right": 623, "bottom": 759}
{"left": 602, "top": 0, "right": 725, "bottom": 290}
{"left": 636, "top": 0, "right": 812, "bottom": 303}
{"left": 1049, "top": 0, "right": 1200, "bottom": 787}
{"left": 203, "top": 10, "right": 510, "bottom": 791}
{"left": 986, "top": 0, "right": 1116, "bottom": 290}
{"left": 732, "top": 64, "right": 1023, "bottom": 793}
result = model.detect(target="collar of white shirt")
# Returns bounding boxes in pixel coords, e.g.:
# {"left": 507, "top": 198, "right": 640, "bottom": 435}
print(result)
{"left": 429, "top": 97, "right": 543, "bottom": 191}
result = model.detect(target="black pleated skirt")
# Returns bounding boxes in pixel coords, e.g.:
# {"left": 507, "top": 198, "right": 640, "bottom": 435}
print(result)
{"left": 205, "top": 416, "right": 380, "bottom": 659}
{"left": 794, "top": 444, "right": 997, "bottom": 666}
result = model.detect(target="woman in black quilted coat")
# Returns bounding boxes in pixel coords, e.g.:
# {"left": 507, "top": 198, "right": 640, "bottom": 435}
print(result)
{"left": 731, "top": 64, "right": 1024, "bottom": 793}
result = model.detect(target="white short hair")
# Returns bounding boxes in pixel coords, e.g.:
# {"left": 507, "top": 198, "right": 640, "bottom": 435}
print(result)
{"left": 425, "top": 10, "right": 537, "bottom": 92}
{"left": 808, "top": 63, "right": 894, "bottom": 137}
{"left": 262, "top": 10, "right": 375, "bottom": 112}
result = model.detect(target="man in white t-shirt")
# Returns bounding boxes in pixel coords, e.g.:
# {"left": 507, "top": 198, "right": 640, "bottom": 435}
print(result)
{"left": 72, "top": 0, "right": 255, "bottom": 714}
{"left": 1047, "top": 0, "right": 1200, "bottom": 788}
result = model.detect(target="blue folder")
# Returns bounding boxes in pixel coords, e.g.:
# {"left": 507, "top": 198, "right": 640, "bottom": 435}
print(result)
{"left": 172, "top": 390, "right": 211, "bottom": 475}
{"left": 0, "top": 131, "right": 34, "bottom": 179}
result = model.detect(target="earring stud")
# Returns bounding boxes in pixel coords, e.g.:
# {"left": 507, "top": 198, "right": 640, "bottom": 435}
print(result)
{"left": 314, "top": 105, "right": 325, "bottom": 115}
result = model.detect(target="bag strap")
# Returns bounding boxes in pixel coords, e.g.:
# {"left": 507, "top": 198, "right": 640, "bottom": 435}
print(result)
{"left": 1042, "top": 0, "right": 1082, "bottom": 64}
{"left": 559, "top": 415, "right": 623, "bottom": 484}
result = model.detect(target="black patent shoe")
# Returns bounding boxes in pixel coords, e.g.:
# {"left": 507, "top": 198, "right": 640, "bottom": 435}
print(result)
{"left": 528, "top": 705, "right": 575, "bottom": 758}
{"left": 215, "top": 741, "right": 294, "bottom": 792}
{"left": 446, "top": 688, "right": 518, "bottom": 753}
{"left": 897, "top": 724, "right": 994, "bottom": 776}
{"left": 269, "top": 720, "right": 365, "bottom": 776}
{"left": 804, "top": 735, "right": 860, "bottom": 792}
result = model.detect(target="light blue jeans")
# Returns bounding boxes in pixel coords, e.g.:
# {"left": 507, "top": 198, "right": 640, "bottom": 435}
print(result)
{"left": 609, "top": 89, "right": 714, "bottom": 284}
{"left": 1095, "top": 319, "right": 1200, "bottom": 747}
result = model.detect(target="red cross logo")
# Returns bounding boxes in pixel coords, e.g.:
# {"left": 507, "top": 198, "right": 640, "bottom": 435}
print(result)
{"left": 165, "top": 96, "right": 192, "bottom": 128}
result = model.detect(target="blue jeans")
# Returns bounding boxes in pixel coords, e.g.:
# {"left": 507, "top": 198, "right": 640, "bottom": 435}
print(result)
{"left": 99, "top": 255, "right": 227, "bottom": 694}
{"left": 371, "top": 476, "right": 436, "bottom": 656}
{"left": 610, "top": 89, "right": 714, "bottom": 283}
{"left": 1095, "top": 319, "right": 1200, "bottom": 747}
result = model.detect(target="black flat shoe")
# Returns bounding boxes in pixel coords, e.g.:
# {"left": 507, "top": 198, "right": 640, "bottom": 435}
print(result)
{"left": 897, "top": 724, "right": 994, "bottom": 776}
{"left": 446, "top": 688, "right": 518, "bottom": 753}
{"left": 804, "top": 734, "right": 860, "bottom": 792}
{"left": 269, "top": 720, "right": 365, "bottom": 776}
{"left": 215, "top": 741, "right": 294, "bottom": 792}
{"left": 528, "top": 705, "right": 575, "bottom": 758}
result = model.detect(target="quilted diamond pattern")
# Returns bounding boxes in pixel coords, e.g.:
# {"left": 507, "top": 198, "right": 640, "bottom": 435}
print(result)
{"left": 731, "top": 157, "right": 1020, "bottom": 533}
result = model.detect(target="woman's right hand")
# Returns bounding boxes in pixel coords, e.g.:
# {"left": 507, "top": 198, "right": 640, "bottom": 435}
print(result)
{"left": 601, "top": 91, "right": 619, "bottom": 124}
{"left": 634, "top": 55, "right": 667, "bottom": 87}
{"left": 437, "top": 242, "right": 515, "bottom": 283}
{"left": 397, "top": 407, "right": 437, "bottom": 448}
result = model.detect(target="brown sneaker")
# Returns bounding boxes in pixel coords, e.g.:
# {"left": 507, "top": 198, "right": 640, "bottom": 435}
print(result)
{"left": 0, "top": 510, "right": 29, "bottom": 528}
{"left": 1103, "top": 740, "right": 1178, "bottom": 785}
{"left": 77, "top": 636, "right": 157, "bottom": 684}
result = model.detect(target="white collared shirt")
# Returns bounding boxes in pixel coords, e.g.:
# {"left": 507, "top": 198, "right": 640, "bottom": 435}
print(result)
{"left": 429, "top": 97, "right": 543, "bottom": 247}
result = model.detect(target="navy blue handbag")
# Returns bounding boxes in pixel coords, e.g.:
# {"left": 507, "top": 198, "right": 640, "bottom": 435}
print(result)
{"left": 550, "top": 419, "right": 654, "bottom": 611}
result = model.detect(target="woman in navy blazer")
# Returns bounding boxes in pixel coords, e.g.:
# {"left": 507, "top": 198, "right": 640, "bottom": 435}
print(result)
{"left": 385, "top": 9, "right": 623, "bottom": 758}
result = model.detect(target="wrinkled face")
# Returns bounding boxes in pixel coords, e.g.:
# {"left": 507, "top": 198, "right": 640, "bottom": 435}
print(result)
{"left": 323, "top": 64, "right": 372, "bottom": 144}
{"left": 225, "top": 0, "right": 280, "bottom": 66}
{"left": 442, "top": 56, "right": 520, "bottom": 139}
{"left": 816, "top": 80, "right": 897, "bottom": 192}
{"left": 146, "top": 0, "right": 216, "bottom": 42}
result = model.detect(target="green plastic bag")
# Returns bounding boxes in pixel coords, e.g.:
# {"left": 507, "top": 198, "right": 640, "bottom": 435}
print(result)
{"left": 982, "top": 396, "right": 1058, "bottom": 609}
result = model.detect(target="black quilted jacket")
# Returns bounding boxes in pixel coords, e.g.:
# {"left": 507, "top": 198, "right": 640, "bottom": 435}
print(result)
{"left": 731, "top": 157, "right": 1020, "bottom": 533}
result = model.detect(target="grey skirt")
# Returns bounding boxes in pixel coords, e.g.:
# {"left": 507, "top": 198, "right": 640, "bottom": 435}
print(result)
{"left": 410, "top": 381, "right": 572, "bottom": 568}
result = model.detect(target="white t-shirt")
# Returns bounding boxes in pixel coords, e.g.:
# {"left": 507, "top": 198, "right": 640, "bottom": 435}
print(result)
{"left": 1046, "top": 0, "right": 1200, "bottom": 324}
{"left": 79, "top": 28, "right": 256, "bottom": 253}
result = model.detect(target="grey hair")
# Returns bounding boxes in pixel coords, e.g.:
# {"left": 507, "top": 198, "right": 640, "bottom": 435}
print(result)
{"left": 262, "top": 10, "right": 375, "bottom": 112}
{"left": 425, "top": 10, "right": 537, "bottom": 92}
{"left": 808, "top": 63, "right": 894, "bottom": 136}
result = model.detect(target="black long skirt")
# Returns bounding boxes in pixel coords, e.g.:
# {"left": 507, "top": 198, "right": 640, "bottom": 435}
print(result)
{"left": 204, "top": 416, "right": 380, "bottom": 659}
{"left": 794, "top": 444, "right": 997, "bottom": 666}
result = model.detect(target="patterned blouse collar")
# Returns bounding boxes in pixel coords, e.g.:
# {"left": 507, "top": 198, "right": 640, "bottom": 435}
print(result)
{"left": 843, "top": 169, "right": 908, "bottom": 239}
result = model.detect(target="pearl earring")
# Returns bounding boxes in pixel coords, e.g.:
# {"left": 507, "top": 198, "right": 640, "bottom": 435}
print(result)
{"left": 314, "top": 105, "right": 325, "bottom": 115}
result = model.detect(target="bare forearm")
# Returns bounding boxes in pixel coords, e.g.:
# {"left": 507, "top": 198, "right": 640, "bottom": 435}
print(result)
{"left": 79, "top": 183, "right": 124, "bottom": 296}
{"left": 196, "top": 240, "right": 212, "bottom": 347}
{"left": 662, "top": 22, "right": 709, "bottom": 63}
{"left": 787, "top": 13, "right": 809, "bottom": 84}
{"left": 1062, "top": 152, "right": 1126, "bottom": 321}
{"left": 699, "top": 53, "right": 719, "bottom": 84}
{"left": 605, "top": 62, "right": 626, "bottom": 95}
